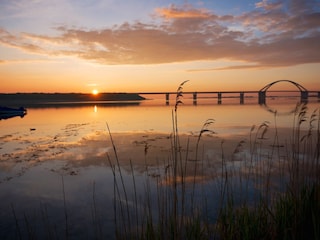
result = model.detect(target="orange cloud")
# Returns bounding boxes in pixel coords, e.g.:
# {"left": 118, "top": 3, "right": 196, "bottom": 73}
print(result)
{"left": 0, "top": 29, "right": 43, "bottom": 53}
{"left": 0, "top": 3, "right": 319, "bottom": 68}
{"left": 155, "top": 4, "right": 213, "bottom": 19}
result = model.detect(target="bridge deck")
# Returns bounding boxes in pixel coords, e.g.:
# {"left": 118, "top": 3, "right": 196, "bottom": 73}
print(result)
{"left": 135, "top": 90, "right": 319, "bottom": 94}
{"left": 132, "top": 90, "right": 319, "bottom": 105}
{"left": 134, "top": 79, "right": 319, "bottom": 104}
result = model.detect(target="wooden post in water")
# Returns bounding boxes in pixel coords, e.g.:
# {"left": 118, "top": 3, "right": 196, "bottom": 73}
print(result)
{"left": 218, "top": 92, "right": 222, "bottom": 104}
{"left": 240, "top": 92, "right": 244, "bottom": 104}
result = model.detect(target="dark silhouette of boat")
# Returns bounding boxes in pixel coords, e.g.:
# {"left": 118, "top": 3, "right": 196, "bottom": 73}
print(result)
{"left": 0, "top": 106, "right": 27, "bottom": 120}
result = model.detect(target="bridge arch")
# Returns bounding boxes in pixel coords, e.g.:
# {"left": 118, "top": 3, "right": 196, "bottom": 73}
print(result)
{"left": 258, "top": 80, "right": 308, "bottom": 104}
{"left": 259, "top": 80, "right": 308, "bottom": 92}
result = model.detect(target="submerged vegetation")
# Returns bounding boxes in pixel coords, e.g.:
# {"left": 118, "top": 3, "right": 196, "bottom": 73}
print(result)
{"left": 108, "top": 81, "right": 320, "bottom": 239}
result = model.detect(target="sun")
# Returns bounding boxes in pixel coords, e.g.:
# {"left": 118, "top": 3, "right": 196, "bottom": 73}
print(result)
{"left": 92, "top": 89, "right": 99, "bottom": 95}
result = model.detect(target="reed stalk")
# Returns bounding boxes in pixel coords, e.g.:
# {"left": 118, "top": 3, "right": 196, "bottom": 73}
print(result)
{"left": 11, "top": 203, "right": 22, "bottom": 240}
{"left": 61, "top": 175, "right": 69, "bottom": 240}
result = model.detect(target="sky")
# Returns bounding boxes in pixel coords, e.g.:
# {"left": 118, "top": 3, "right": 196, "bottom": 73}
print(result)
{"left": 0, "top": 0, "right": 319, "bottom": 93}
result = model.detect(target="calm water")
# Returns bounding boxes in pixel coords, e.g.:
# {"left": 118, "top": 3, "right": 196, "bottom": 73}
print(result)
{"left": 0, "top": 96, "right": 319, "bottom": 239}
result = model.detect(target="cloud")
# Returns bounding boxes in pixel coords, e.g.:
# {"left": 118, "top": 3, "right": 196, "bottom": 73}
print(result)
{"left": 0, "top": 1, "right": 319, "bottom": 69}
{"left": 187, "top": 64, "right": 263, "bottom": 72}
{"left": 0, "top": 28, "right": 44, "bottom": 53}
{"left": 255, "top": 0, "right": 283, "bottom": 11}
{"left": 155, "top": 3, "right": 213, "bottom": 19}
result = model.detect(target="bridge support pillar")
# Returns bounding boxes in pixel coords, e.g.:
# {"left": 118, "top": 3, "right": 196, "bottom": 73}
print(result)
{"left": 193, "top": 92, "right": 197, "bottom": 105}
{"left": 240, "top": 92, "right": 244, "bottom": 104}
{"left": 301, "top": 91, "right": 308, "bottom": 102}
{"left": 166, "top": 93, "right": 169, "bottom": 105}
{"left": 258, "top": 91, "right": 266, "bottom": 105}
{"left": 218, "top": 92, "right": 222, "bottom": 104}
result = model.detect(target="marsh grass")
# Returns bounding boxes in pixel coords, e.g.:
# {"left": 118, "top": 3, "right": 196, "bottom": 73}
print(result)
{"left": 5, "top": 84, "right": 319, "bottom": 239}
{"left": 107, "top": 83, "right": 320, "bottom": 240}
{"left": 216, "top": 103, "right": 320, "bottom": 240}
{"left": 107, "top": 81, "right": 217, "bottom": 239}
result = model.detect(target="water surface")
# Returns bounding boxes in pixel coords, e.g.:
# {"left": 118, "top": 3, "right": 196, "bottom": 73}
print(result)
{"left": 0, "top": 97, "right": 318, "bottom": 239}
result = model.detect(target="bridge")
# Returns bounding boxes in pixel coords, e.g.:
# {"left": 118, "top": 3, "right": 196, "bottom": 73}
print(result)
{"left": 134, "top": 80, "right": 320, "bottom": 105}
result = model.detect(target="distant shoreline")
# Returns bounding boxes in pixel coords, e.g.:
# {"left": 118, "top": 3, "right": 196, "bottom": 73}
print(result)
{"left": 0, "top": 93, "right": 146, "bottom": 107}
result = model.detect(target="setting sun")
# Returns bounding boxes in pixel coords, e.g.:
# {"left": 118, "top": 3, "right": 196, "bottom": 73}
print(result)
{"left": 92, "top": 89, "right": 99, "bottom": 95}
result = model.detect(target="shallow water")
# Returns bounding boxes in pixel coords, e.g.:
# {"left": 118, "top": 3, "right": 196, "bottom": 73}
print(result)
{"left": 0, "top": 97, "right": 319, "bottom": 239}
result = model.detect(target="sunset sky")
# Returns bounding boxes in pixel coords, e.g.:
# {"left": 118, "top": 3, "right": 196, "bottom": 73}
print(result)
{"left": 0, "top": 0, "right": 319, "bottom": 93}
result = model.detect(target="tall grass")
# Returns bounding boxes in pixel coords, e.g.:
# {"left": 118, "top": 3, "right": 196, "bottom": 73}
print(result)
{"left": 216, "top": 102, "right": 320, "bottom": 240}
{"left": 7, "top": 83, "right": 319, "bottom": 239}
{"left": 107, "top": 80, "right": 217, "bottom": 239}
{"left": 107, "top": 83, "right": 320, "bottom": 239}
